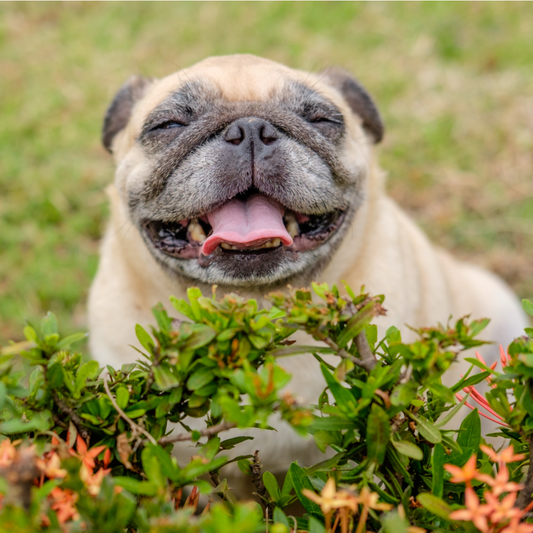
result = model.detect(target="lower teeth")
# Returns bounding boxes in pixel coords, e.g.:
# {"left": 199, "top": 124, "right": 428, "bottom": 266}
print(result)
{"left": 220, "top": 238, "right": 282, "bottom": 251}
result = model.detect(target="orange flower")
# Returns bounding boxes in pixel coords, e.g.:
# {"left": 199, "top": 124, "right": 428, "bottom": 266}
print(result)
{"left": 36, "top": 452, "right": 67, "bottom": 479}
{"left": 357, "top": 486, "right": 393, "bottom": 511}
{"left": 80, "top": 463, "right": 111, "bottom": 496}
{"left": 69, "top": 435, "right": 107, "bottom": 470}
{"left": 484, "top": 491, "right": 521, "bottom": 523}
{"left": 444, "top": 455, "right": 486, "bottom": 485}
{"left": 500, "top": 517, "right": 533, "bottom": 533}
{"left": 50, "top": 487, "right": 79, "bottom": 524}
{"left": 302, "top": 478, "right": 359, "bottom": 514}
{"left": 449, "top": 487, "right": 492, "bottom": 533}
{"left": 484, "top": 464, "right": 524, "bottom": 497}
{"left": 0, "top": 439, "right": 17, "bottom": 467}
{"left": 480, "top": 445, "right": 527, "bottom": 465}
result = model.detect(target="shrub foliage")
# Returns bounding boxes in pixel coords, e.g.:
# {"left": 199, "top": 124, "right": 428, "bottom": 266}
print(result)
{"left": 1, "top": 283, "right": 533, "bottom": 532}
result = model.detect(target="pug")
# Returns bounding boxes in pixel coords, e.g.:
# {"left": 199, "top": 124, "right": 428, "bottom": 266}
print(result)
{"left": 88, "top": 55, "right": 528, "bottom": 475}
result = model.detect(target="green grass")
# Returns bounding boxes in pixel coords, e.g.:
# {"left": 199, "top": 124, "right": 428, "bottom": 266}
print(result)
{"left": 1, "top": 2, "right": 533, "bottom": 343}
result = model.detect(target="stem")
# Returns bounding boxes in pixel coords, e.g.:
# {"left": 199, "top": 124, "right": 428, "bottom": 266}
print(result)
{"left": 355, "top": 332, "right": 377, "bottom": 371}
{"left": 316, "top": 331, "right": 376, "bottom": 373}
{"left": 52, "top": 392, "right": 91, "bottom": 444}
{"left": 251, "top": 450, "right": 269, "bottom": 513}
{"left": 103, "top": 376, "right": 157, "bottom": 445}
{"left": 158, "top": 420, "right": 237, "bottom": 445}
{"left": 355, "top": 505, "right": 368, "bottom": 533}
{"left": 517, "top": 436, "right": 533, "bottom": 509}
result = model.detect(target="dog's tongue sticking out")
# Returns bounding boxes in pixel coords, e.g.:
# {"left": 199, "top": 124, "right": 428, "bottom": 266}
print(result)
{"left": 201, "top": 195, "right": 293, "bottom": 255}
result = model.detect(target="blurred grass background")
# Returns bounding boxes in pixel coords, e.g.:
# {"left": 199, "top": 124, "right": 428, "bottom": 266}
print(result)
{"left": 1, "top": 2, "right": 533, "bottom": 343}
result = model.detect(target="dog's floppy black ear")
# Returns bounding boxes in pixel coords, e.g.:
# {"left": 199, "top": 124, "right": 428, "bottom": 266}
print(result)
{"left": 320, "top": 67, "right": 384, "bottom": 144}
{"left": 102, "top": 75, "right": 155, "bottom": 153}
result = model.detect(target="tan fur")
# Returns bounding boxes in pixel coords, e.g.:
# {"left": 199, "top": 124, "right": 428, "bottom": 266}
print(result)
{"left": 89, "top": 55, "right": 528, "bottom": 483}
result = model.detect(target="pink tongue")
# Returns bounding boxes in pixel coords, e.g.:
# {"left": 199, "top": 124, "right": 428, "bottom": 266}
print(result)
{"left": 201, "top": 194, "right": 293, "bottom": 255}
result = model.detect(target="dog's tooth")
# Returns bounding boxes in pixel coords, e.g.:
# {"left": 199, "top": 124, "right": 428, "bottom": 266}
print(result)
{"left": 271, "top": 238, "right": 281, "bottom": 247}
{"left": 189, "top": 218, "right": 206, "bottom": 243}
{"left": 221, "top": 243, "right": 232, "bottom": 250}
{"left": 284, "top": 213, "right": 299, "bottom": 238}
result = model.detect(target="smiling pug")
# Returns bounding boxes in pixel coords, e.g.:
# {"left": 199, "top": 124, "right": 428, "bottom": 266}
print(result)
{"left": 88, "top": 55, "right": 527, "bottom": 473}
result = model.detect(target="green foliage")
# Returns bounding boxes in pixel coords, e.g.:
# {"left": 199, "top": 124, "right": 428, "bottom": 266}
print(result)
{"left": 0, "top": 283, "right": 532, "bottom": 532}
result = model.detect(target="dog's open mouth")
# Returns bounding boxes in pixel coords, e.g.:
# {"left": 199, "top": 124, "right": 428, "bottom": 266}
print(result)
{"left": 143, "top": 192, "right": 345, "bottom": 263}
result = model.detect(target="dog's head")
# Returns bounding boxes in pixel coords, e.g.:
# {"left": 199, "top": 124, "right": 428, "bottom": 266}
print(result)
{"left": 102, "top": 55, "right": 383, "bottom": 288}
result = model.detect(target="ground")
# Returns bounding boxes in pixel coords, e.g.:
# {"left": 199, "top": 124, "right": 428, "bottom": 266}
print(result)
{"left": 1, "top": 2, "right": 532, "bottom": 344}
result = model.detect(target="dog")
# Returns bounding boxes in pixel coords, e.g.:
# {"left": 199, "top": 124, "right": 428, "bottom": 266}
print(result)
{"left": 88, "top": 54, "right": 528, "bottom": 480}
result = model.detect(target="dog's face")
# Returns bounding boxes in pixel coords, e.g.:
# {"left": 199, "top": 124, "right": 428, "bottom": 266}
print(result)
{"left": 103, "top": 55, "right": 383, "bottom": 288}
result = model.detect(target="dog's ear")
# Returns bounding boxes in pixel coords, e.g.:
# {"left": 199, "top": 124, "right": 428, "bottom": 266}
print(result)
{"left": 320, "top": 67, "right": 384, "bottom": 144}
{"left": 102, "top": 75, "right": 155, "bottom": 153}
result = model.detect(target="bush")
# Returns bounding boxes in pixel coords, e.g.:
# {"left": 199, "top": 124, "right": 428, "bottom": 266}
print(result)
{"left": 0, "top": 283, "right": 533, "bottom": 532}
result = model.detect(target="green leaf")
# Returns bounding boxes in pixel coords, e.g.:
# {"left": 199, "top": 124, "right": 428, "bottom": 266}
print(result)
{"left": 435, "top": 393, "right": 469, "bottom": 428}
{"left": 367, "top": 404, "right": 390, "bottom": 465}
{"left": 57, "top": 332, "right": 88, "bottom": 350}
{"left": 46, "top": 363, "right": 64, "bottom": 389}
{"left": 0, "top": 411, "right": 51, "bottom": 434}
{"left": 263, "top": 471, "right": 281, "bottom": 502}
{"left": 113, "top": 477, "right": 158, "bottom": 496}
{"left": 219, "top": 436, "right": 254, "bottom": 450}
{"left": 153, "top": 365, "right": 180, "bottom": 390}
{"left": 116, "top": 387, "right": 130, "bottom": 410}
{"left": 523, "top": 299, "right": 533, "bottom": 317}
{"left": 310, "top": 416, "right": 354, "bottom": 431}
{"left": 337, "top": 301, "right": 376, "bottom": 349}
{"left": 289, "top": 463, "right": 322, "bottom": 516}
{"left": 320, "top": 364, "right": 357, "bottom": 415}
{"left": 417, "top": 493, "right": 451, "bottom": 520}
{"left": 391, "top": 440, "right": 423, "bottom": 461}
{"left": 200, "top": 437, "right": 220, "bottom": 461}
{"left": 135, "top": 324, "right": 155, "bottom": 354}
{"left": 170, "top": 296, "right": 196, "bottom": 321}
{"left": 457, "top": 408, "right": 481, "bottom": 450}
{"left": 273, "top": 508, "right": 290, "bottom": 528}
{"left": 308, "top": 516, "right": 326, "bottom": 533}
{"left": 267, "top": 345, "right": 336, "bottom": 357}
{"left": 390, "top": 383, "right": 417, "bottom": 407}
{"left": 152, "top": 303, "right": 172, "bottom": 333}
{"left": 40, "top": 312, "right": 58, "bottom": 337}
{"left": 432, "top": 444, "right": 445, "bottom": 497}
{"left": 74, "top": 360, "right": 100, "bottom": 398}
{"left": 187, "top": 367, "right": 215, "bottom": 391}
{"left": 380, "top": 510, "right": 409, "bottom": 533}
{"left": 182, "top": 325, "right": 216, "bottom": 350}
{"left": 451, "top": 371, "right": 491, "bottom": 393}
{"left": 406, "top": 412, "right": 442, "bottom": 444}
{"left": 187, "top": 287, "right": 203, "bottom": 320}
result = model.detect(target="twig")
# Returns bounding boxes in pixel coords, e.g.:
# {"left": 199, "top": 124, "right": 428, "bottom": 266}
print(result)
{"left": 52, "top": 392, "right": 91, "bottom": 444}
{"left": 158, "top": 420, "right": 237, "bottom": 445}
{"left": 317, "top": 331, "right": 376, "bottom": 373}
{"left": 251, "top": 450, "right": 268, "bottom": 511}
{"left": 355, "top": 331, "right": 377, "bottom": 371}
{"left": 517, "top": 436, "right": 533, "bottom": 509}
{"left": 103, "top": 376, "right": 157, "bottom": 446}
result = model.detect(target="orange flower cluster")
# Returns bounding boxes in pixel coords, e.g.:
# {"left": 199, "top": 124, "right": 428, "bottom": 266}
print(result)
{"left": 303, "top": 478, "right": 393, "bottom": 533}
{"left": 0, "top": 435, "right": 111, "bottom": 529}
{"left": 444, "top": 445, "right": 532, "bottom": 533}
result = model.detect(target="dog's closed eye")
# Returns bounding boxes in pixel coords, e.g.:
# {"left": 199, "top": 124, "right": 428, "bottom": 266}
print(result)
{"left": 150, "top": 120, "right": 187, "bottom": 131}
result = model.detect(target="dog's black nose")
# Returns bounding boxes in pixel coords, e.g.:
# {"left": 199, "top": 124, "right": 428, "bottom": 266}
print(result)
{"left": 224, "top": 117, "right": 279, "bottom": 148}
